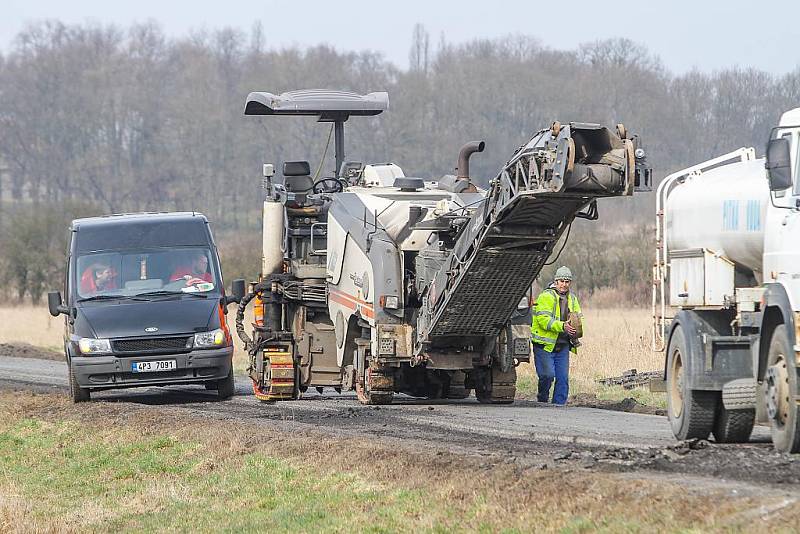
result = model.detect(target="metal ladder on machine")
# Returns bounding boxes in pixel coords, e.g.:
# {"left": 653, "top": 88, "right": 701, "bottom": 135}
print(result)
{"left": 651, "top": 147, "right": 757, "bottom": 351}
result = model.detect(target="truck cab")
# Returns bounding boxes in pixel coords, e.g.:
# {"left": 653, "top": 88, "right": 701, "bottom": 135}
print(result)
{"left": 764, "top": 108, "right": 800, "bottom": 303}
{"left": 48, "top": 212, "right": 238, "bottom": 402}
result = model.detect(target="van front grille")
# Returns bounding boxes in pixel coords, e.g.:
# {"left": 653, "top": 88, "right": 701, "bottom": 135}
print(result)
{"left": 113, "top": 337, "right": 191, "bottom": 353}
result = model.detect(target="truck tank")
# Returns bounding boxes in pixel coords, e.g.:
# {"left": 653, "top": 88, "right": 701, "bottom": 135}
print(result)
{"left": 665, "top": 157, "right": 769, "bottom": 276}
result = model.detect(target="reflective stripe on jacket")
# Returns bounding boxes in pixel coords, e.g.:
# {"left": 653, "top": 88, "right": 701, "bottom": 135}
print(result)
{"left": 531, "top": 288, "right": 583, "bottom": 353}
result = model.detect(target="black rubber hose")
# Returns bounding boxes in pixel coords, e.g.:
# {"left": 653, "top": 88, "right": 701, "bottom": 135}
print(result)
{"left": 544, "top": 223, "right": 572, "bottom": 266}
{"left": 235, "top": 282, "right": 269, "bottom": 352}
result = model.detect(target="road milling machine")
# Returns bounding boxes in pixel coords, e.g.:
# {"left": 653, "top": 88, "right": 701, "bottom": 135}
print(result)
{"left": 235, "top": 89, "right": 651, "bottom": 405}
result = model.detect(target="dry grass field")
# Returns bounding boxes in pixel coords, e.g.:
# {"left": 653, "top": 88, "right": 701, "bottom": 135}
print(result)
{"left": 0, "top": 306, "right": 65, "bottom": 351}
{"left": 517, "top": 307, "right": 664, "bottom": 404}
{"left": 0, "top": 306, "right": 664, "bottom": 405}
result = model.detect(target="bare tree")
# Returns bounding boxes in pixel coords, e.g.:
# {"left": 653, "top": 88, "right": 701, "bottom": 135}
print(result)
{"left": 409, "top": 23, "right": 430, "bottom": 74}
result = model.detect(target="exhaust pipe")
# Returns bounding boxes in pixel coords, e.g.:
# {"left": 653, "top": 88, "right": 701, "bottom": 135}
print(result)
{"left": 456, "top": 140, "right": 485, "bottom": 181}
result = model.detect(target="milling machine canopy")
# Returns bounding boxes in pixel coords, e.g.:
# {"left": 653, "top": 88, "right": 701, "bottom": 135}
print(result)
{"left": 244, "top": 89, "right": 388, "bottom": 178}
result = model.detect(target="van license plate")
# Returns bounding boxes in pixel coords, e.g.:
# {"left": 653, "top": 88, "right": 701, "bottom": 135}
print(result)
{"left": 131, "top": 360, "right": 177, "bottom": 373}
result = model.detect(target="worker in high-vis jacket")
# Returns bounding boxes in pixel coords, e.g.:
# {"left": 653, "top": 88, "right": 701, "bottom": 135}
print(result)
{"left": 531, "top": 266, "right": 583, "bottom": 405}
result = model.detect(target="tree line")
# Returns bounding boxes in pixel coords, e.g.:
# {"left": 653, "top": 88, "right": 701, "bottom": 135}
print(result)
{"left": 0, "top": 21, "right": 797, "bottom": 302}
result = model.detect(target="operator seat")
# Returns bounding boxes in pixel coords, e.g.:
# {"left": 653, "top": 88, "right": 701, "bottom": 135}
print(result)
{"left": 283, "top": 161, "right": 315, "bottom": 208}
{"left": 283, "top": 161, "right": 314, "bottom": 193}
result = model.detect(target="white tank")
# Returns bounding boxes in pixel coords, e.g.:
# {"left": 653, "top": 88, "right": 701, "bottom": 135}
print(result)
{"left": 262, "top": 201, "right": 284, "bottom": 275}
{"left": 666, "top": 158, "right": 768, "bottom": 274}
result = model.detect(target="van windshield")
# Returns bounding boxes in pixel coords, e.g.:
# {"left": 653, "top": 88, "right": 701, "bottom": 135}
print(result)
{"left": 75, "top": 247, "right": 219, "bottom": 300}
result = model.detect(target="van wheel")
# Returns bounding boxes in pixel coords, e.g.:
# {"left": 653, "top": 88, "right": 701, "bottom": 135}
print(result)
{"left": 765, "top": 325, "right": 800, "bottom": 453}
{"left": 69, "top": 365, "right": 90, "bottom": 403}
{"left": 217, "top": 366, "right": 235, "bottom": 400}
{"left": 666, "top": 325, "right": 716, "bottom": 440}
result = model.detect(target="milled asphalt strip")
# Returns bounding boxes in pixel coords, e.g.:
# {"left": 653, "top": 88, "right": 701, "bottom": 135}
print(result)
{"left": 387, "top": 407, "right": 677, "bottom": 449}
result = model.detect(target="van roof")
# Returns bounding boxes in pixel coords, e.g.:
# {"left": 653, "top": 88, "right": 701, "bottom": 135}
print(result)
{"left": 72, "top": 212, "right": 208, "bottom": 230}
{"left": 71, "top": 212, "right": 212, "bottom": 253}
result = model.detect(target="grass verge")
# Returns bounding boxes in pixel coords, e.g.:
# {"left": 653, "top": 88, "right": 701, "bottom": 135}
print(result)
{"left": 0, "top": 391, "right": 794, "bottom": 532}
{"left": 0, "top": 418, "right": 441, "bottom": 532}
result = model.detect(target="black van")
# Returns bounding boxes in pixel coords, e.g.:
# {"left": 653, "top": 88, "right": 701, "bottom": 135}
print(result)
{"left": 48, "top": 212, "right": 244, "bottom": 402}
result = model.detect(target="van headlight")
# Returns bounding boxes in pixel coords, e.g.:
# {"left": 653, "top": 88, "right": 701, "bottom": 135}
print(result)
{"left": 78, "top": 338, "right": 112, "bottom": 355}
{"left": 194, "top": 328, "right": 225, "bottom": 348}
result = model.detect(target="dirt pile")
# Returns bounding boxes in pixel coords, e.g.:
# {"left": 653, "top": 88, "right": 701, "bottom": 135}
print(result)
{"left": 570, "top": 392, "right": 666, "bottom": 416}
{"left": 0, "top": 343, "right": 62, "bottom": 361}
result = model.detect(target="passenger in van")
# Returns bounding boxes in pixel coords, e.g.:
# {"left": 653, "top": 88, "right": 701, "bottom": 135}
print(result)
{"left": 80, "top": 262, "right": 118, "bottom": 295}
{"left": 170, "top": 252, "right": 213, "bottom": 286}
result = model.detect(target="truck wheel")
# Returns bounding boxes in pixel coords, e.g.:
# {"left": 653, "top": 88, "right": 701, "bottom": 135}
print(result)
{"left": 356, "top": 365, "right": 393, "bottom": 405}
{"left": 476, "top": 365, "right": 516, "bottom": 405}
{"left": 712, "top": 406, "right": 755, "bottom": 443}
{"left": 216, "top": 366, "right": 235, "bottom": 400}
{"left": 666, "top": 325, "right": 716, "bottom": 440}
{"left": 765, "top": 325, "right": 800, "bottom": 453}
{"left": 69, "top": 365, "right": 90, "bottom": 403}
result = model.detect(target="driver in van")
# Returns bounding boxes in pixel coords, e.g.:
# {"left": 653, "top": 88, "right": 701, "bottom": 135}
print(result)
{"left": 80, "top": 261, "right": 118, "bottom": 295}
{"left": 170, "top": 252, "right": 212, "bottom": 286}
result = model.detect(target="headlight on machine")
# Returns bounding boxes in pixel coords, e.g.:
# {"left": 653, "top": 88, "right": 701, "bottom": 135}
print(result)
{"left": 194, "top": 328, "right": 226, "bottom": 348}
{"left": 380, "top": 295, "right": 400, "bottom": 309}
{"left": 78, "top": 338, "right": 112, "bottom": 355}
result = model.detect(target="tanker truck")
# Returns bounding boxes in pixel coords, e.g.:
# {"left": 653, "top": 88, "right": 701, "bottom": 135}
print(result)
{"left": 235, "top": 89, "right": 651, "bottom": 405}
{"left": 653, "top": 107, "right": 800, "bottom": 452}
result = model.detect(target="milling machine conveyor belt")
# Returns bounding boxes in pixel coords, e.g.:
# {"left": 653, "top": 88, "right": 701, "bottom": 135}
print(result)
{"left": 415, "top": 121, "right": 647, "bottom": 350}
{"left": 423, "top": 192, "right": 589, "bottom": 339}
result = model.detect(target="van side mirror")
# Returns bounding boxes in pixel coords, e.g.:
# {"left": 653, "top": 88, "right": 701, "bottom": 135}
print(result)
{"left": 227, "top": 279, "right": 246, "bottom": 305}
{"left": 766, "top": 137, "right": 793, "bottom": 191}
{"left": 48, "top": 291, "right": 69, "bottom": 317}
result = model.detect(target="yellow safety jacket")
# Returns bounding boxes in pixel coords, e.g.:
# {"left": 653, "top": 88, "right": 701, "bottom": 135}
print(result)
{"left": 531, "top": 288, "right": 583, "bottom": 353}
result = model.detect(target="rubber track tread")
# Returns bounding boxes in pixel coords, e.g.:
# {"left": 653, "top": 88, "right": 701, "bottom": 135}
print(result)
{"left": 476, "top": 367, "right": 517, "bottom": 405}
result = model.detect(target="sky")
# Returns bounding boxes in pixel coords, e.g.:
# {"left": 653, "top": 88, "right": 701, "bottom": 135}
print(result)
{"left": 2, "top": 0, "right": 799, "bottom": 75}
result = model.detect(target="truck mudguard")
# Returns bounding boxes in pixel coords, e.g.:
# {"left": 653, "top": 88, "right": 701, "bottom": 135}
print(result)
{"left": 758, "top": 282, "right": 797, "bottom": 381}
{"left": 668, "top": 309, "right": 753, "bottom": 390}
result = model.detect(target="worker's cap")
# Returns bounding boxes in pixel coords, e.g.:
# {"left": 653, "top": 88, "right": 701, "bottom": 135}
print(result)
{"left": 554, "top": 266, "right": 573, "bottom": 281}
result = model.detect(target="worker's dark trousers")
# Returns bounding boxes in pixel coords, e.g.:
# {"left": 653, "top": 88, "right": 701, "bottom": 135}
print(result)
{"left": 533, "top": 344, "right": 570, "bottom": 405}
